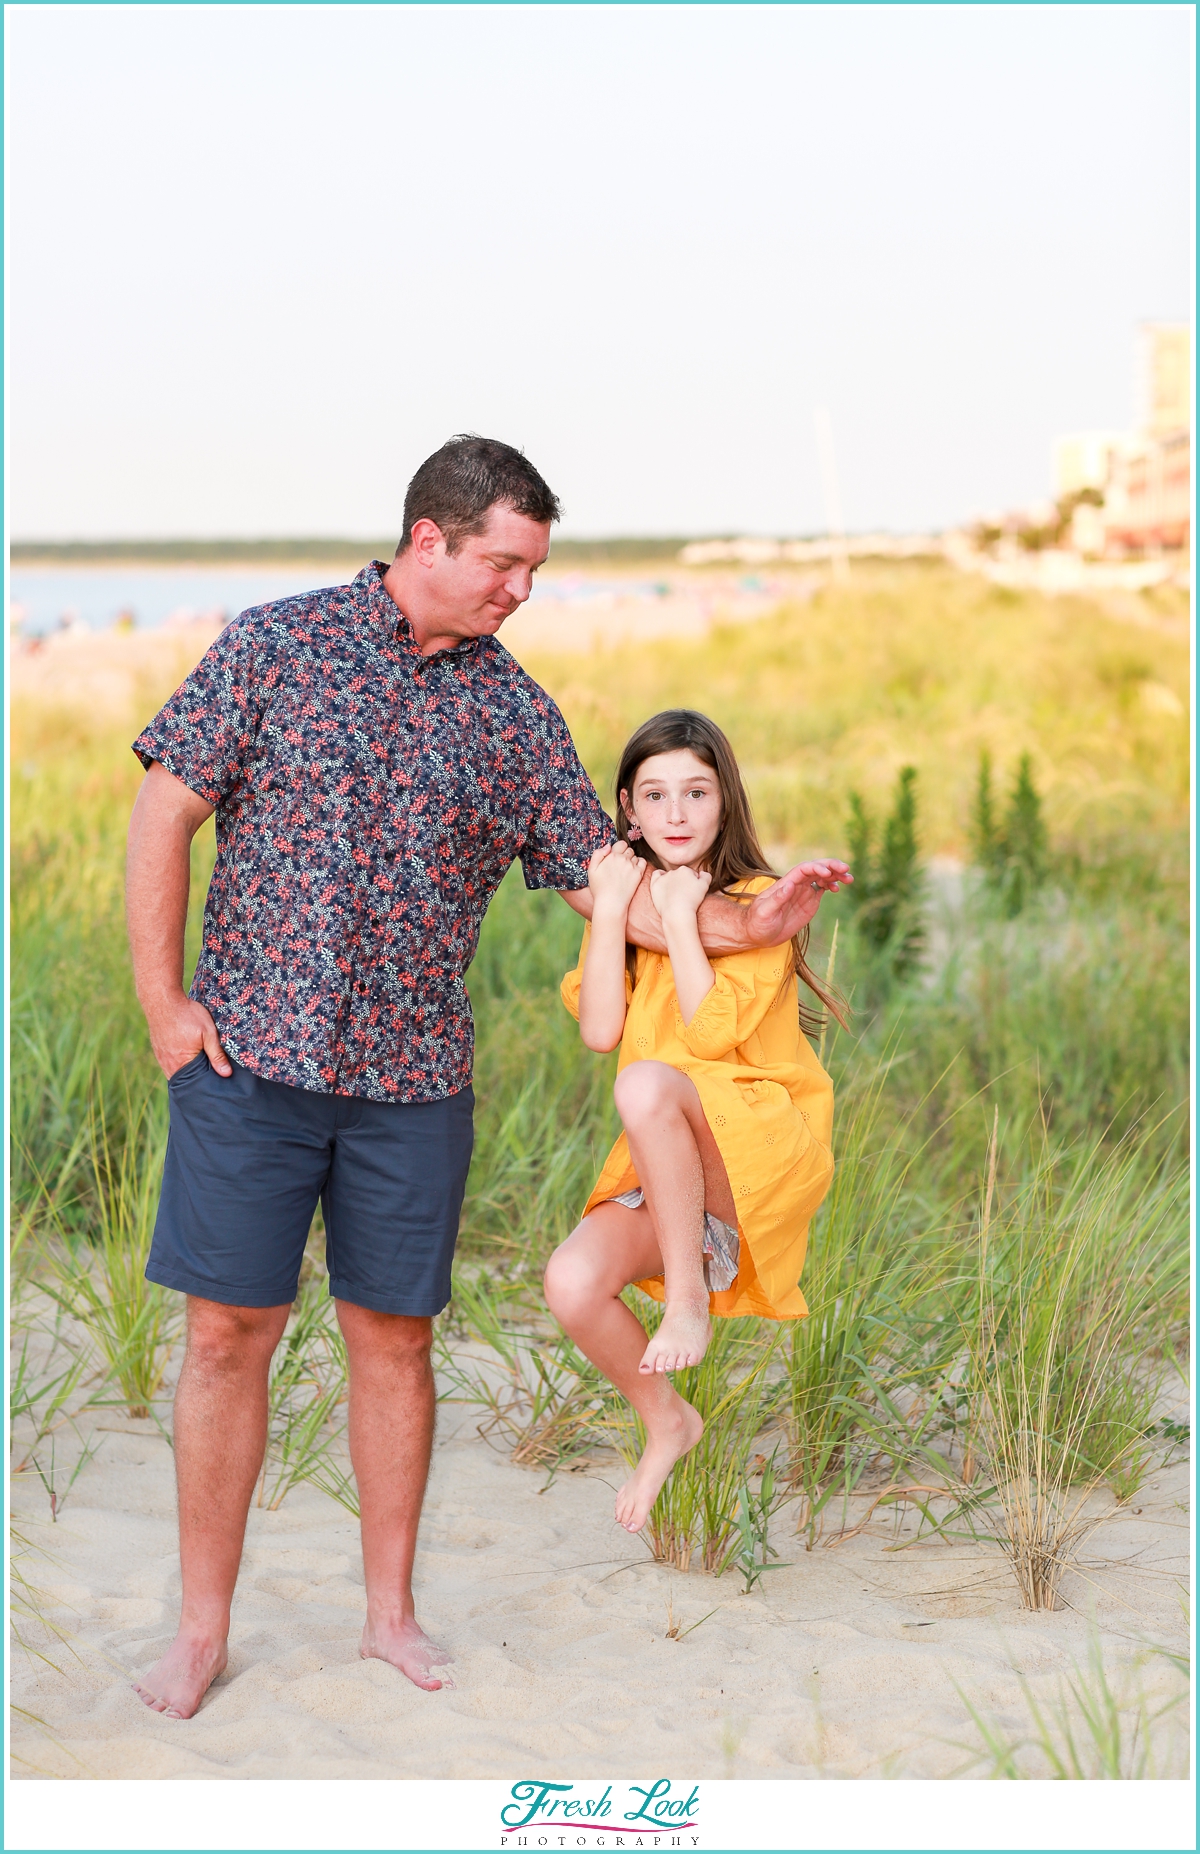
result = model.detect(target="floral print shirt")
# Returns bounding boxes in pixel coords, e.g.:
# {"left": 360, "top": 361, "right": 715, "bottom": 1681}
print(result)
{"left": 133, "top": 562, "right": 610, "bottom": 1102}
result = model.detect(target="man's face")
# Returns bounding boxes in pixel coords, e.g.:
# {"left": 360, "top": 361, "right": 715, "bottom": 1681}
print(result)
{"left": 422, "top": 504, "right": 552, "bottom": 641}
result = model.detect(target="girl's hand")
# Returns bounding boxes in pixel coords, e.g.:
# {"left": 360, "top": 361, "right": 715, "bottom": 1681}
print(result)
{"left": 650, "top": 864, "right": 712, "bottom": 921}
{"left": 587, "top": 841, "right": 646, "bottom": 917}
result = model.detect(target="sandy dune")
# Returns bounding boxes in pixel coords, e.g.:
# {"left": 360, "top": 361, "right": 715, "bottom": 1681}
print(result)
{"left": 11, "top": 1382, "right": 1189, "bottom": 1782}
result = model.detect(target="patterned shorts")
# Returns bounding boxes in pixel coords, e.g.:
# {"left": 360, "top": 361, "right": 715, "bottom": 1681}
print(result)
{"left": 607, "top": 1187, "right": 740, "bottom": 1293}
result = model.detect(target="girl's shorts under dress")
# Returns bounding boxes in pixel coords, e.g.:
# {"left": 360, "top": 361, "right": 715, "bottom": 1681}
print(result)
{"left": 606, "top": 1188, "right": 740, "bottom": 1293}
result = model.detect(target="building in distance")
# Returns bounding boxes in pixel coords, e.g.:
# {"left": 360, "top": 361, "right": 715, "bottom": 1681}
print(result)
{"left": 1053, "top": 324, "right": 1190, "bottom": 558}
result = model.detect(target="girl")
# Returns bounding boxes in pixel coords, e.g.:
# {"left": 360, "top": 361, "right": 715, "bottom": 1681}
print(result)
{"left": 545, "top": 710, "right": 850, "bottom": 1536}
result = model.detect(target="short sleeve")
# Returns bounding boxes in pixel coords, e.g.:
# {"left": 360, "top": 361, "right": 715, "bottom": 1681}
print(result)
{"left": 676, "top": 947, "right": 791, "bottom": 1060}
{"left": 131, "top": 616, "right": 266, "bottom": 806}
{"left": 519, "top": 699, "right": 612, "bottom": 892}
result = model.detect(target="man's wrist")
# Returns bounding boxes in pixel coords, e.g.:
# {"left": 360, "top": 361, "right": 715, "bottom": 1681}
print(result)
{"left": 661, "top": 907, "right": 703, "bottom": 938}
{"left": 138, "top": 983, "right": 191, "bottom": 1021}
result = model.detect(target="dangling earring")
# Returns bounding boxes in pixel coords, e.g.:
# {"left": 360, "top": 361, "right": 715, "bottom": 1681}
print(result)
{"left": 626, "top": 819, "right": 643, "bottom": 841}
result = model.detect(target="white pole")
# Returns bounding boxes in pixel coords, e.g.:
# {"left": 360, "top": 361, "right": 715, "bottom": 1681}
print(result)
{"left": 814, "top": 407, "right": 851, "bottom": 583}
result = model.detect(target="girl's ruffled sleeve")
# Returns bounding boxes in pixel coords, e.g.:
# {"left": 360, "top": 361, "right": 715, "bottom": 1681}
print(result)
{"left": 675, "top": 946, "right": 791, "bottom": 1059}
{"left": 560, "top": 924, "right": 590, "bottom": 1021}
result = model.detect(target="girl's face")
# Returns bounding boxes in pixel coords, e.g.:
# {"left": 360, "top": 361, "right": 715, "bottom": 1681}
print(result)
{"left": 622, "top": 749, "right": 723, "bottom": 871}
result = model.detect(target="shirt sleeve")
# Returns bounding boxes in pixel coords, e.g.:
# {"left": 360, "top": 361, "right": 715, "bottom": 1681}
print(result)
{"left": 675, "top": 947, "right": 792, "bottom": 1059}
{"left": 519, "top": 696, "right": 613, "bottom": 892}
{"left": 131, "top": 615, "right": 266, "bottom": 806}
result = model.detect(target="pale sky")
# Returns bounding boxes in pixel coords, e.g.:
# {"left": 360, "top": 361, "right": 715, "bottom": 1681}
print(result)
{"left": 7, "top": 3, "right": 1192, "bottom": 540}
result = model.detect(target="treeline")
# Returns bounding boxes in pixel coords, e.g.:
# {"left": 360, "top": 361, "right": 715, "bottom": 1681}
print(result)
{"left": 10, "top": 535, "right": 695, "bottom": 569}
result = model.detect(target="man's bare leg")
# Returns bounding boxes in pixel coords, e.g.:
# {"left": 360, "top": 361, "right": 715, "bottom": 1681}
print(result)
{"left": 545, "top": 1201, "right": 703, "bottom": 1534}
{"left": 614, "top": 1061, "right": 735, "bottom": 1374}
{"left": 336, "top": 1304, "right": 451, "bottom": 1693}
{"left": 133, "top": 1297, "right": 291, "bottom": 1719}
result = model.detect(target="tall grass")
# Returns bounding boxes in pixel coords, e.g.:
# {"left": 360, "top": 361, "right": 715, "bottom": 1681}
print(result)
{"left": 31, "top": 1092, "right": 179, "bottom": 1421}
{"left": 961, "top": 1114, "right": 1187, "bottom": 1608}
{"left": 781, "top": 1045, "right": 944, "bottom": 1547}
{"left": 608, "top": 1305, "right": 781, "bottom": 1571}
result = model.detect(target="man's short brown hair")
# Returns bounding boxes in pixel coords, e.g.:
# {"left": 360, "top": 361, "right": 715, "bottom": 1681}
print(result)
{"left": 396, "top": 435, "right": 561, "bottom": 556}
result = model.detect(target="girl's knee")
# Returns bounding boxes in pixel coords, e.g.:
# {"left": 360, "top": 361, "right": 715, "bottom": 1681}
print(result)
{"left": 544, "top": 1239, "right": 591, "bottom": 1311}
{"left": 545, "top": 1226, "right": 620, "bottom": 1315}
{"left": 614, "top": 1060, "right": 678, "bottom": 1120}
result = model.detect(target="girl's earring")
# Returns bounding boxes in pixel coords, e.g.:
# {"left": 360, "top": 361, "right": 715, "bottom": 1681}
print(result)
{"left": 626, "top": 819, "right": 643, "bottom": 841}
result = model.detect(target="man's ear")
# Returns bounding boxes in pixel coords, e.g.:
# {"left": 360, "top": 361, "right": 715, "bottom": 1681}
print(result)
{"left": 409, "top": 518, "right": 447, "bottom": 568}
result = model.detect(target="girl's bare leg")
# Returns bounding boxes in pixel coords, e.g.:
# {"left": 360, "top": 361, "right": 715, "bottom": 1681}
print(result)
{"left": 544, "top": 1201, "right": 702, "bottom": 1533}
{"left": 613, "top": 1061, "right": 734, "bottom": 1374}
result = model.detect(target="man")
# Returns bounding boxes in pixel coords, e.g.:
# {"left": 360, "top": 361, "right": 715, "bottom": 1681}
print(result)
{"left": 126, "top": 434, "right": 848, "bottom": 1718}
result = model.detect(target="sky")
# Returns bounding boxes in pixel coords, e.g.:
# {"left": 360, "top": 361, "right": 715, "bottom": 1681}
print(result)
{"left": 6, "top": 3, "right": 1193, "bottom": 541}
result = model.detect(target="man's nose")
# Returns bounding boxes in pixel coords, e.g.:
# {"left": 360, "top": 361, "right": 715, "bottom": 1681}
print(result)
{"left": 505, "top": 568, "right": 534, "bottom": 605}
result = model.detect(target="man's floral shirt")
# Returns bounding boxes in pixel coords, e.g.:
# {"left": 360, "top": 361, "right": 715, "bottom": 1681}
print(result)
{"left": 133, "top": 563, "right": 610, "bottom": 1102}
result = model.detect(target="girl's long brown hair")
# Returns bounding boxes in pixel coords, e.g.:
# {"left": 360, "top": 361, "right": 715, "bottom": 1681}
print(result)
{"left": 615, "top": 709, "right": 849, "bottom": 1039}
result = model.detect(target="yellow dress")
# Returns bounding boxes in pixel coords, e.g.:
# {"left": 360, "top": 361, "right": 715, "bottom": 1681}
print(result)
{"left": 559, "top": 877, "right": 834, "bottom": 1321}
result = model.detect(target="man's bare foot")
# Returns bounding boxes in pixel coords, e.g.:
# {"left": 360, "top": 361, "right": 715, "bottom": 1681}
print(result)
{"left": 639, "top": 1298, "right": 711, "bottom": 1374}
{"left": 361, "top": 1614, "right": 454, "bottom": 1692}
{"left": 615, "top": 1399, "right": 704, "bottom": 1533}
{"left": 132, "top": 1631, "right": 227, "bottom": 1719}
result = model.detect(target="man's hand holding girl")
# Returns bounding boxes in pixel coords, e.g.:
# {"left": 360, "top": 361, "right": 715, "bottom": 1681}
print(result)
{"left": 744, "top": 858, "right": 852, "bottom": 946}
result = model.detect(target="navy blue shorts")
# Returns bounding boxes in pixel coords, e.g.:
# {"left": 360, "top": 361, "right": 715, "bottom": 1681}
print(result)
{"left": 146, "top": 1055, "right": 475, "bottom": 1316}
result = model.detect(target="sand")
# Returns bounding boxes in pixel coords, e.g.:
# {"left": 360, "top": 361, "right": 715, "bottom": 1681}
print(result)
{"left": 10, "top": 1359, "right": 1190, "bottom": 1783}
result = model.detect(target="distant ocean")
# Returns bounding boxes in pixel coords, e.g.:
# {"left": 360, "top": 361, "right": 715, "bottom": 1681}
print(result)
{"left": 8, "top": 564, "right": 373, "bottom": 637}
{"left": 7, "top": 562, "right": 632, "bottom": 636}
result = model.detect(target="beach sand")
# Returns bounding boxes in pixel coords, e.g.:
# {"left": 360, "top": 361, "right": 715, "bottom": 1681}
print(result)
{"left": 10, "top": 1360, "right": 1190, "bottom": 1782}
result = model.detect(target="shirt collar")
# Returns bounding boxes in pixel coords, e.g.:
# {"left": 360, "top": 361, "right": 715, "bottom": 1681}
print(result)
{"left": 357, "top": 561, "right": 484, "bottom": 664}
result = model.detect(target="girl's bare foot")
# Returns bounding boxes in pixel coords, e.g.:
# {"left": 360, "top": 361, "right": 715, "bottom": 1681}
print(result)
{"left": 133, "top": 1631, "right": 228, "bottom": 1719}
{"left": 361, "top": 1614, "right": 454, "bottom": 1691}
{"left": 615, "top": 1398, "right": 703, "bottom": 1532}
{"left": 639, "top": 1298, "right": 711, "bottom": 1374}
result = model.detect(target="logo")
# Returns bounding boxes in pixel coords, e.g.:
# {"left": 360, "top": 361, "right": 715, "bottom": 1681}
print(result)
{"left": 499, "top": 1780, "right": 701, "bottom": 1848}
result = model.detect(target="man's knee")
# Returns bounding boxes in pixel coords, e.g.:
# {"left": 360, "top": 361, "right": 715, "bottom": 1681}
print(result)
{"left": 184, "top": 1297, "right": 289, "bottom": 1375}
{"left": 335, "top": 1302, "right": 433, "bottom": 1367}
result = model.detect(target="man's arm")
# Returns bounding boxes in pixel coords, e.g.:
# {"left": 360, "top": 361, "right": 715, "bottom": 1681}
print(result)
{"left": 126, "top": 762, "right": 233, "bottom": 1078}
{"left": 559, "top": 858, "right": 852, "bottom": 954}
